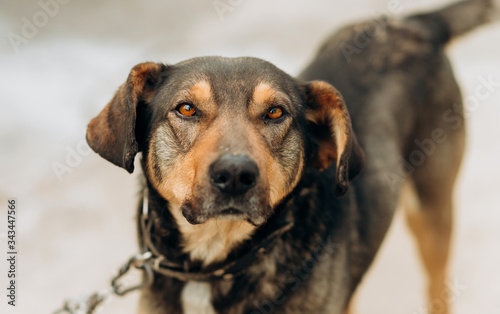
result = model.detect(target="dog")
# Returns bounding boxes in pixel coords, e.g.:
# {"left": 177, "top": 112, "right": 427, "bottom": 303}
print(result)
{"left": 86, "top": 1, "right": 498, "bottom": 313}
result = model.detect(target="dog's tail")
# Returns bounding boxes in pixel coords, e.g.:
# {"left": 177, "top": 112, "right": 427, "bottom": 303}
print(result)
{"left": 405, "top": 0, "right": 499, "bottom": 46}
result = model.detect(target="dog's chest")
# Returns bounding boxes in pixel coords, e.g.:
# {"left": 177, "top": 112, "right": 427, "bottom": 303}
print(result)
{"left": 181, "top": 281, "right": 216, "bottom": 314}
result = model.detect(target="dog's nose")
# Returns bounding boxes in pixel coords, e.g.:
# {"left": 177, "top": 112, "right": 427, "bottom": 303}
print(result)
{"left": 209, "top": 154, "right": 259, "bottom": 195}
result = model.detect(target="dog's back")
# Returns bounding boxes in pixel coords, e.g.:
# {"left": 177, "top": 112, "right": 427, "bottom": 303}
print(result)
{"left": 300, "top": 0, "right": 497, "bottom": 312}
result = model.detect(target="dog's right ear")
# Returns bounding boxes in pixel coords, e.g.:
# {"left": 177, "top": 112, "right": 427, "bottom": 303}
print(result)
{"left": 303, "top": 81, "right": 365, "bottom": 197}
{"left": 86, "top": 62, "right": 167, "bottom": 173}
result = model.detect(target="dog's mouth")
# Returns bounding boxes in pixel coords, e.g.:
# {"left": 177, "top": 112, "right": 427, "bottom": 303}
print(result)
{"left": 181, "top": 202, "right": 269, "bottom": 226}
{"left": 218, "top": 207, "right": 245, "bottom": 216}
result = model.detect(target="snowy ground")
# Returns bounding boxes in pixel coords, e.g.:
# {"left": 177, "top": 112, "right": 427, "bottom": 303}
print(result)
{"left": 0, "top": 0, "right": 499, "bottom": 313}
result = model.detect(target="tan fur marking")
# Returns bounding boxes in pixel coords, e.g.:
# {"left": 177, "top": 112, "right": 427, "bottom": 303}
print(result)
{"left": 268, "top": 158, "right": 288, "bottom": 206}
{"left": 332, "top": 108, "right": 349, "bottom": 168}
{"left": 188, "top": 80, "right": 213, "bottom": 106}
{"left": 306, "top": 81, "right": 350, "bottom": 171}
{"left": 250, "top": 82, "right": 291, "bottom": 118}
{"left": 130, "top": 62, "right": 163, "bottom": 103}
{"left": 253, "top": 83, "right": 276, "bottom": 106}
{"left": 147, "top": 144, "right": 196, "bottom": 204}
{"left": 402, "top": 179, "right": 452, "bottom": 314}
{"left": 87, "top": 101, "right": 115, "bottom": 147}
{"left": 147, "top": 107, "right": 220, "bottom": 204}
{"left": 246, "top": 127, "right": 297, "bottom": 207}
{"left": 170, "top": 202, "right": 256, "bottom": 265}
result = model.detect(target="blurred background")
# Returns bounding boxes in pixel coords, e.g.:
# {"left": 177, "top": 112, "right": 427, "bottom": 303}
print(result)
{"left": 0, "top": 0, "right": 499, "bottom": 313}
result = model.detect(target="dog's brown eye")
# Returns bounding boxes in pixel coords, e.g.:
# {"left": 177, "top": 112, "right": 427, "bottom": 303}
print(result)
{"left": 267, "top": 107, "right": 283, "bottom": 119}
{"left": 177, "top": 103, "right": 196, "bottom": 116}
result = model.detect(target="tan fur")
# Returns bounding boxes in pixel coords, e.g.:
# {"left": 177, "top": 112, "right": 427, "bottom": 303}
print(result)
{"left": 189, "top": 80, "right": 213, "bottom": 103}
{"left": 170, "top": 202, "right": 256, "bottom": 265}
{"left": 252, "top": 82, "right": 276, "bottom": 109}
{"left": 305, "top": 81, "right": 350, "bottom": 171}
{"left": 268, "top": 144, "right": 303, "bottom": 207}
{"left": 184, "top": 80, "right": 217, "bottom": 116}
{"left": 147, "top": 143, "right": 196, "bottom": 204}
{"left": 403, "top": 179, "right": 454, "bottom": 314}
{"left": 332, "top": 109, "right": 349, "bottom": 169}
{"left": 343, "top": 300, "right": 356, "bottom": 314}
{"left": 250, "top": 82, "right": 291, "bottom": 117}
{"left": 87, "top": 102, "right": 115, "bottom": 147}
{"left": 129, "top": 62, "right": 163, "bottom": 103}
{"left": 147, "top": 121, "right": 220, "bottom": 204}
{"left": 246, "top": 126, "right": 302, "bottom": 207}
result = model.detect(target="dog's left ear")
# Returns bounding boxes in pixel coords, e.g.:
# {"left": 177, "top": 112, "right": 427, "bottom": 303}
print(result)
{"left": 86, "top": 62, "right": 167, "bottom": 173}
{"left": 304, "top": 81, "right": 365, "bottom": 196}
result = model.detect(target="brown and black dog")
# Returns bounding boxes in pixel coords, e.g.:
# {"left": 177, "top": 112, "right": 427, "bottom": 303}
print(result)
{"left": 86, "top": 1, "right": 498, "bottom": 313}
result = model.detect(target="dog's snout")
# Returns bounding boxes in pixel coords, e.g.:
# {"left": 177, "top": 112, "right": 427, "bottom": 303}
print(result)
{"left": 210, "top": 154, "right": 259, "bottom": 195}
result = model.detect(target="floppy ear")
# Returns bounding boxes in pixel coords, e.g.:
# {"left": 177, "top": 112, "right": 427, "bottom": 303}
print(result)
{"left": 304, "top": 81, "right": 365, "bottom": 196}
{"left": 86, "top": 62, "right": 167, "bottom": 173}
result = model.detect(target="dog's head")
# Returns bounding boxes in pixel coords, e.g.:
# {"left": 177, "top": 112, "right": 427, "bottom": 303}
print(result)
{"left": 87, "top": 57, "right": 364, "bottom": 226}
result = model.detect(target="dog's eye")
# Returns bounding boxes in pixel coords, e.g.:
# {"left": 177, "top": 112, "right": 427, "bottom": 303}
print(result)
{"left": 176, "top": 103, "right": 196, "bottom": 117}
{"left": 266, "top": 107, "right": 283, "bottom": 119}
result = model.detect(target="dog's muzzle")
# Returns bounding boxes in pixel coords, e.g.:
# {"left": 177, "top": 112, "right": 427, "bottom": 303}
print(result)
{"left": 182, "top": 153, "right": 269, "bottom": 225}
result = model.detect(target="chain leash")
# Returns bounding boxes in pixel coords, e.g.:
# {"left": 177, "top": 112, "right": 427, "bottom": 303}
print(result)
{"left": 53, "top": 186, "right": 294, "bottom": 313}
{"left": 53, "top": 251, "right": 154, "bottom": 314}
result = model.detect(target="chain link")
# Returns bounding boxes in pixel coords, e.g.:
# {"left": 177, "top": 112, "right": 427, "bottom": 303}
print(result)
{"left": 53, "top": 252, "right": 154, "bottom": 314}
